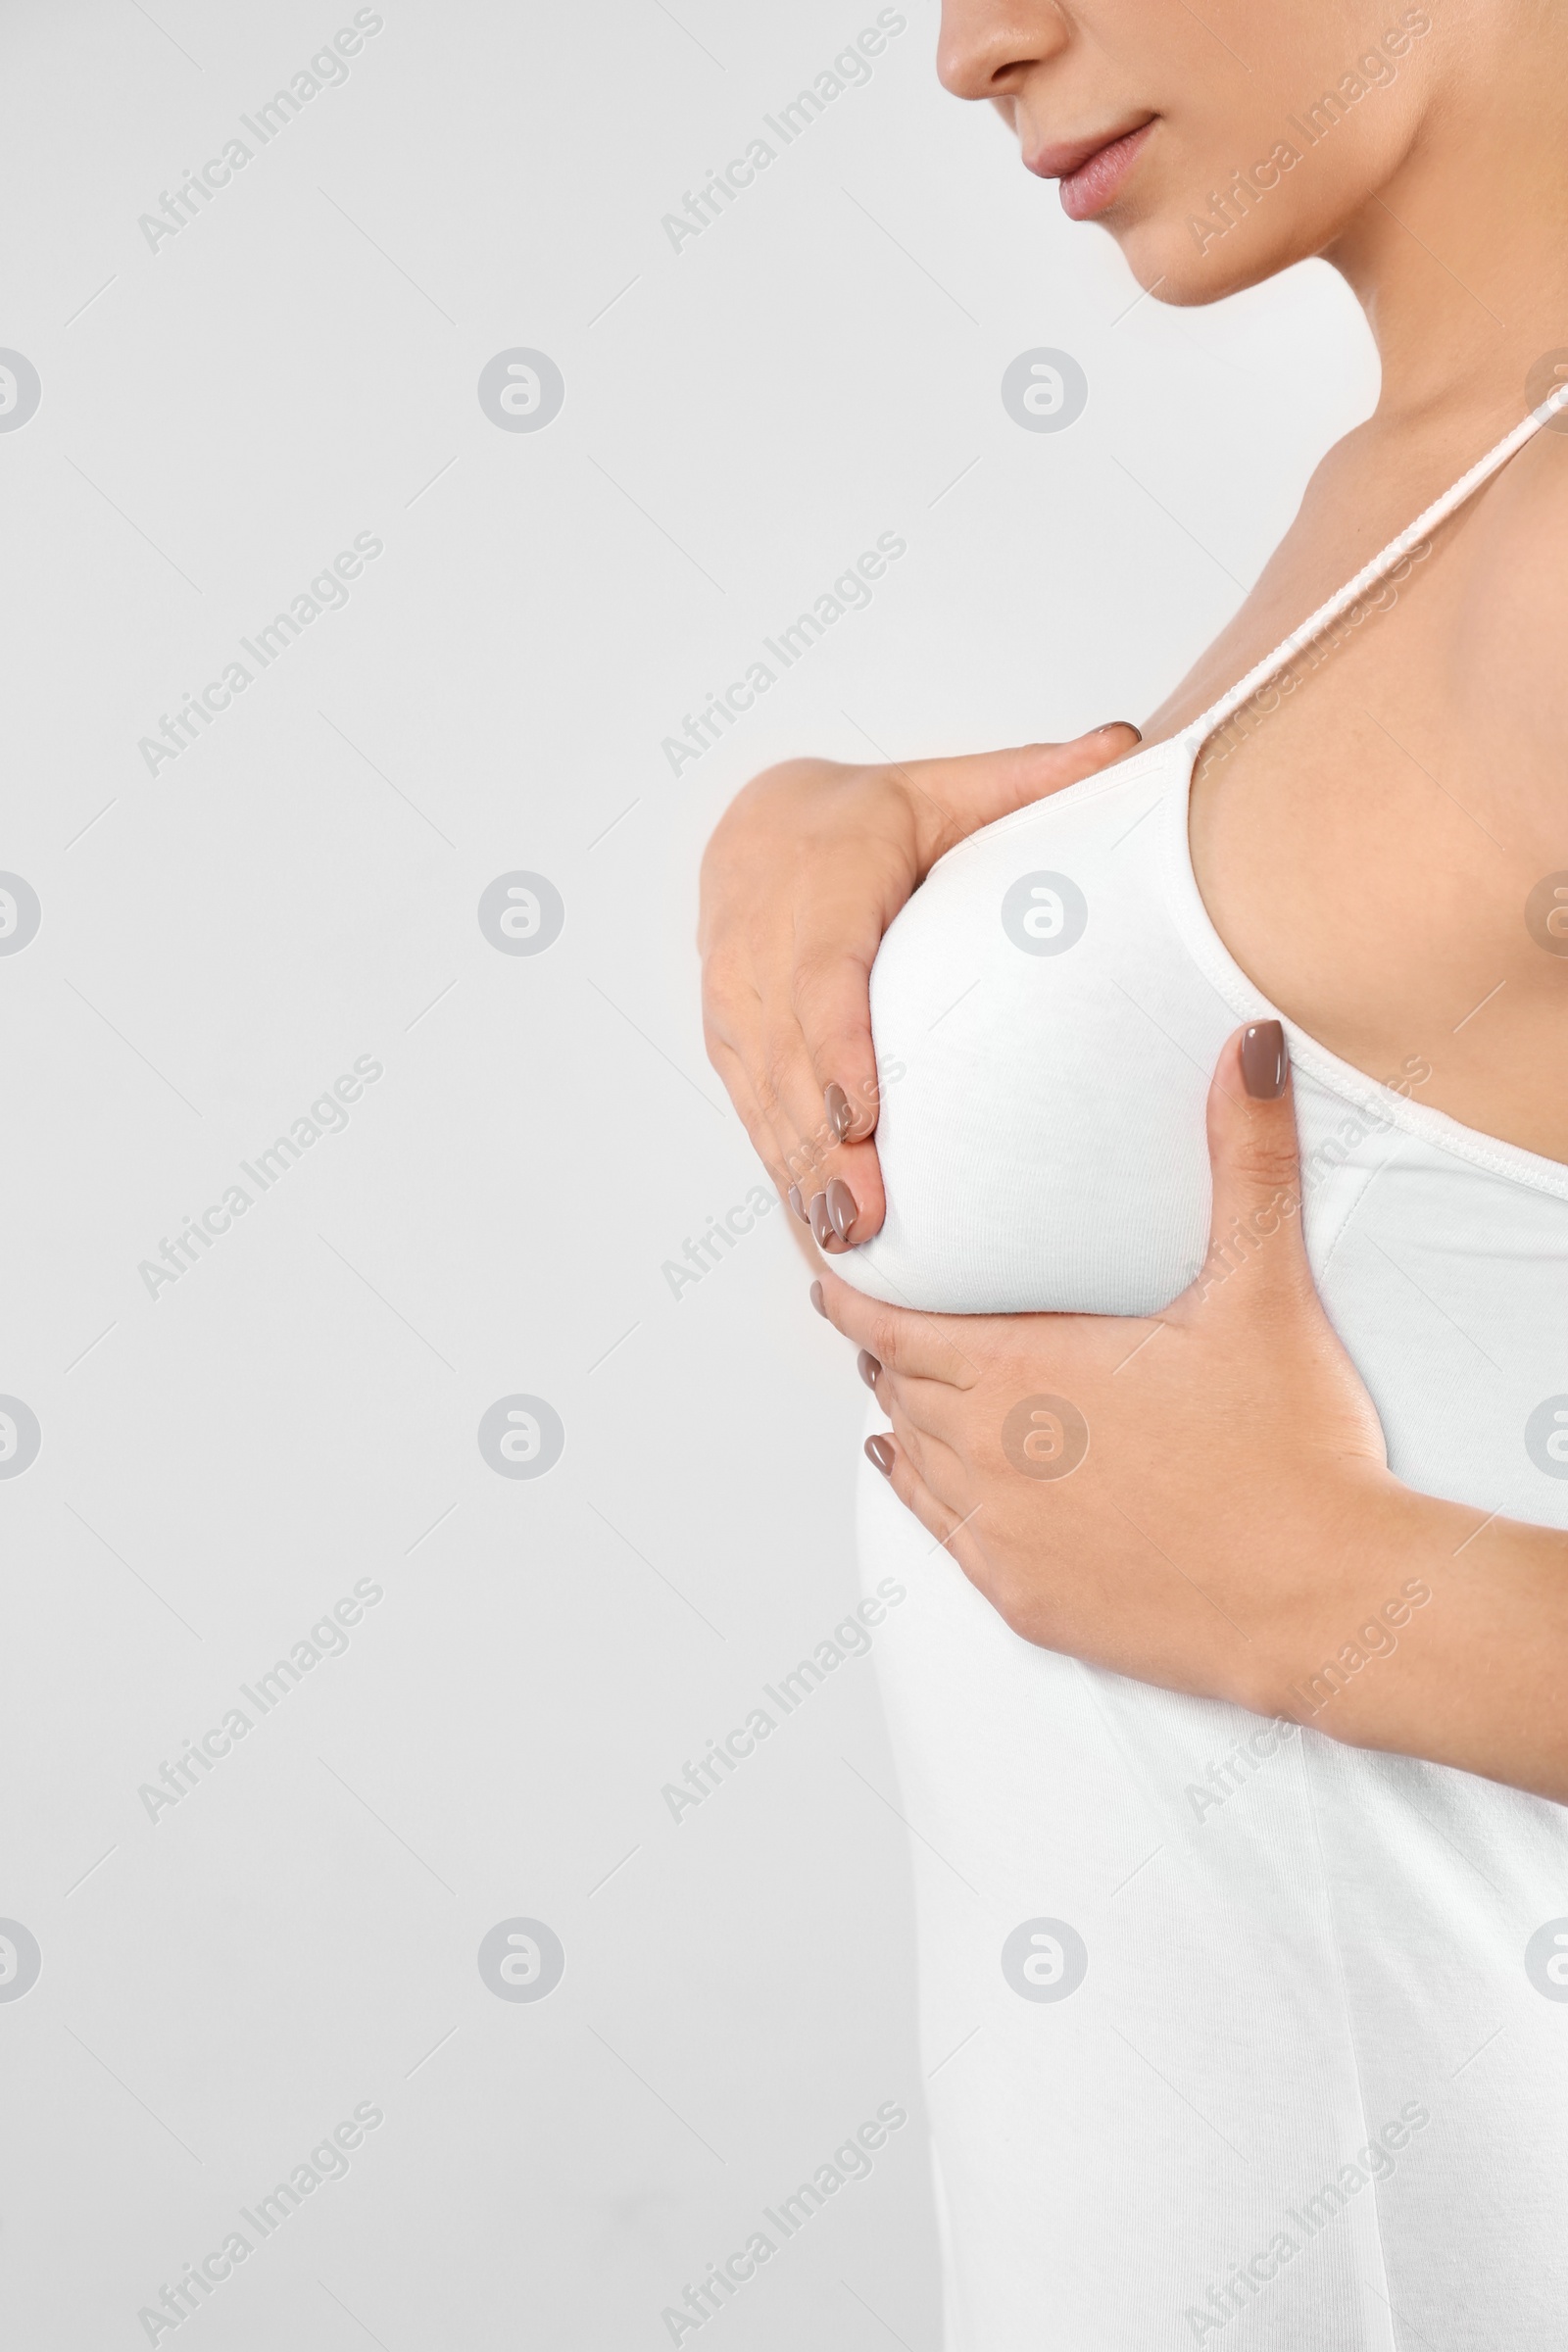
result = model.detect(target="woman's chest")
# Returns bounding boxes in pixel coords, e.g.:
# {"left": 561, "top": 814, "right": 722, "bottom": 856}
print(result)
{"left": 1184, "top": 549, "right": 1568, "bottom": 1163}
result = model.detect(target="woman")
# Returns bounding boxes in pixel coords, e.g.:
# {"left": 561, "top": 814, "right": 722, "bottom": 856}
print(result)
{"left": 701, "top": 4, "right": 1568, "bottom": 2347}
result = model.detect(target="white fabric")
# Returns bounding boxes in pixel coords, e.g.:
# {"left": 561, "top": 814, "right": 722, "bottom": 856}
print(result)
{"left": 838, "top": 393, "right": 1568, "bottom": 2350}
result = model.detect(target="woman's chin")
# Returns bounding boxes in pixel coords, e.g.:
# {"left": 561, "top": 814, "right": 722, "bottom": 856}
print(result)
{"left": 1100, "top": 215, "right": 1298, "bottom": 310}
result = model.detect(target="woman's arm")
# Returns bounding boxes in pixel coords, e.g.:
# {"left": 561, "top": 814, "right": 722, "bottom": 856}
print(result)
{"left": 697, "top": 726, "right": 1141, "bottom": 1249}
{"left": 814, "top": 1024, "right": 1568, "bottom": 1805}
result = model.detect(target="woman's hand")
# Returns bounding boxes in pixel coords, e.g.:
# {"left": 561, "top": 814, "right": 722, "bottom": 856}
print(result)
{"left": 816, "top": 1022, "right": 1387, "bottom": 1713}
{"left": 815, "top": 1023, "right": 1568, "bottom": 1803}
{"left": 698, "top": 727, "right": 1141, "bottom": 1251}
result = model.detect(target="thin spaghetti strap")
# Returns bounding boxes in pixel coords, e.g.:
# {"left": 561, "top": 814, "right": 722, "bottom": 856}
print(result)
{"left": 1185, "top": 379, "right": 1568, "bottom": 751}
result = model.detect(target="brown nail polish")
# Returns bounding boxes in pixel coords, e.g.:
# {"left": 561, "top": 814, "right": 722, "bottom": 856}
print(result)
{"left": 857, "top": 1349, "right": 880, "bottom": 1390}
{"left": 864, "top": 1436, "right": 894, "bottom": 1475}
{"left": 809, "top": 1193, "right": 833, "bottom": 1248}
{"left": 809, "top": 1280, "right": 826, "bottom": 1317}
{"left": 787, "top": 1184, "right": 807, "bottom": 1223}
{"left": 824, "top": 1082, "right": 852, "bottom": 1143}
{"left": 1242, "top": 1020, "right": 1288, "bottom": 1101}
{"left": 826, "top": 1177, "right": 857, "bottom": 1244}
{"left": 1096, "top": 721, "right": 1143, "bottom": 742}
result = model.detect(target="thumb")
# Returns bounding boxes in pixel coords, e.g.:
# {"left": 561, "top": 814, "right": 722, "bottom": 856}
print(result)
{"left": 1196, "top": 1022, "right": 1313, "bottom": 1310}
{"left": 981, "top": 720, "right": 1146, "bottom": 815}
{"left": 898, "top": 724, "right": 1146, "bottom": 871}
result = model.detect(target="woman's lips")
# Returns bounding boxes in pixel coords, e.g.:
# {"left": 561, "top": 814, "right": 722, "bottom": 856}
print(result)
{"left": 1030, "top": 120, "right": 1155, "bottom": 221}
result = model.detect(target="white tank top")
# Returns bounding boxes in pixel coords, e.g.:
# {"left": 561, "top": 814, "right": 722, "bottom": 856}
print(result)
{"left": 839, "top": 387, "right": 1568, "bottom": 2352}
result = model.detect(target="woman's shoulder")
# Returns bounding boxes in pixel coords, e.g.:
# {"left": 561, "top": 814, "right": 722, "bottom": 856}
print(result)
{"left": 1144, "top": 399, "right": 1565, "bottom": 748}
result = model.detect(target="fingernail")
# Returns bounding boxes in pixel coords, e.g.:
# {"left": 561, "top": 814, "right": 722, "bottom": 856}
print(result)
{"left": 857, "top": 1349, "right": 881, "bottom": 1390}
{"left": 787, "top": 1184, "right": 808, "bottom": 1223}
{"left": 826, "top": 1177, "right": 858, "bottom": 1244}
{"left": 864, "top": 1436, "right": 895, "bottom": 1475}
{"left": 809, "top": 1192, "right": 833, "bottom": 1248}
{"left": 809, "top": 1279, "right": 826, "bottom": 1317}
{"left": 1242, "top": 1019, "right": 1289, "bottom": 1100}
{"left": 1095, "top": 720, "right": 1143, "bottom": 742}
{"left": 824, "top": 1082, "right": 852, "bottom": 1143}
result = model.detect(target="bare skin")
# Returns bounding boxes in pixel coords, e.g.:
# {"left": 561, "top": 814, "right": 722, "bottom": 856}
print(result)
{"left": 699, "top": 727, "right": 1142, "bottom": 1242}
{"left": 823, "top": 1032, "right": 1568, "bottom": 1806}
{"left": 701, "top": 0, "right": 1568, "bottom": 1229}
{"left": 1173, "top": 417, "right": 1568, "bottom": 1166}
{"left": 698, "top": 0, "right": 1568, "bottom": 1791}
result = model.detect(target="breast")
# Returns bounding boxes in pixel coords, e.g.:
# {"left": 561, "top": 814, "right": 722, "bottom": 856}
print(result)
{"left": 841, "top": 736, "right": 1568, "bottom": 1532}
{"left": 840, "top": 743, "right": 1230, "bottom": 1316}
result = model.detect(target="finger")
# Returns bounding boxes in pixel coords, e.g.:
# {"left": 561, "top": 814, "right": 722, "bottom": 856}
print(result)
{"left": 876, "top": 1374, "right": 969, "bottom": 1494}
{"left": 889, "top": 725, "right": 1146, "bottom": 862}
{"left": 813, "top": 1268, "right": 978, "bottom": 1385}
{"left": 793, "top": 1049, "right": 889, "bottom": 1251}
{"left": 705, "top": 977, "right": 859, "bottom": 1240}
{"left": 867, "top": 1354, "right": 966, "bottom": 1447}
{"left": 1187, "top": 1022, "right": 1314, "bottom": 1315}
{"left": 779, "top": 730, "right": 1146, "bottom": 1245}
{"left": 790, "top": 940, "right": 883, "bottom": 1149}
{"left": 784, "top": 882, "right": 908, "bottom": 1246}
{"left": 862, "top": 1432, "right": 997, "bottom": 1595}
{"left": 755, "top": 994, "right": 881, "bottom": 1251}
{"left": 805, "top": 1136, "right": 886, "bottom": 1252}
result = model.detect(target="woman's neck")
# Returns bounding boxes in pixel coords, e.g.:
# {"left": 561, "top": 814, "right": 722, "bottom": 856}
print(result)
{"left": 1328, "top": 19, "right": 1568, "bottom": 437}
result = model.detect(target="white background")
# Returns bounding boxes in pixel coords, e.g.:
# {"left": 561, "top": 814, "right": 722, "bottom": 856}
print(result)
{"left": 0, "top": 1, "right": 1379, "bottom": 2344}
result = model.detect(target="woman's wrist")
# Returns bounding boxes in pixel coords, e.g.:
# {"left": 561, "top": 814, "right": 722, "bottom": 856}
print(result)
{"left": 818, "top": 1016, "right": 1568, "bottom": 1812}
{"left": 1265, "top": 1475, "right": 1568, "bottom": 1802}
